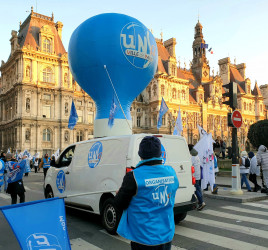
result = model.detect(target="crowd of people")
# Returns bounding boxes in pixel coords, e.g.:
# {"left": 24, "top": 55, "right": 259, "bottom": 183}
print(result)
{"left": 0, "top": 152, "right": 56, "bottom": 205}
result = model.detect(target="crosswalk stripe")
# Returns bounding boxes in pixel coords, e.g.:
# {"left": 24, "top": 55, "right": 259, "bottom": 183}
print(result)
{"left": 24, "top": 186, "right": 30, "bottom": 191}
{"left": 70, "top": 238, "right": 102, "bottom": 250}
{"left": 223, "top": 206, "right": 268, "bottom": 216}
{"left": 0, "top": 193, "right": 9, "bottom": 199}
{"left": 100, "top": 229, "right": 186, "bottom": 250}
{"left": 175, "top": 226, "right": 267, "bottom": 250}
{"left": 241, "top": 202, "right": 268, "bottom": 209}
{"left": 185, "top": 215, "right": 268, "bottom": 238}
{"left": 201, "top": 209, "right": 268, "bottom": 225}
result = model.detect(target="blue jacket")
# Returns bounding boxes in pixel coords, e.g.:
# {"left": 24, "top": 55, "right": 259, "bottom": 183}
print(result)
{"left": 43, "top": 158, "right": 51, "bottom": 169}
{"left": 117, "top": 158, "right": 179, "bottom": 246}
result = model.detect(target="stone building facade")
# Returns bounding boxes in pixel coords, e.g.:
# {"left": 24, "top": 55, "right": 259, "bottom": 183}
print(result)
{"left": 0, "top": 8, "right": 95, "bottom": 155}
{"left": 131, "top": 21, "right": 267, "bottom": 150}
{"left": 0, "top": 11, "right": 266, "bottom": 155}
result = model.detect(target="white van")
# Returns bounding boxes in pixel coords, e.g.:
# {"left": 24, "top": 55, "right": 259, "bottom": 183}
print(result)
{"left": 44, "top": 134, "right": 197, "bottom": 234}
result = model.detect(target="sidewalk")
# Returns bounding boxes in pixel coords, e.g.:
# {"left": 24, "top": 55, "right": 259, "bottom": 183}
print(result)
{"left": 203, "top": 175, "right": 268, "bottom": 203}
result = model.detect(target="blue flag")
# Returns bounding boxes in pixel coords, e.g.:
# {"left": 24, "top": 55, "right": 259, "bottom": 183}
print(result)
{"left": 157, "top": 97, "right": 169, "bottom": 130}
{"left": 0, "top": 198, "right": 71, "bottom": 250}
{"left": 108, "top": 95, "right": 119, "bottom": 128}
{"left": 68, "top": 100, "right": 78, "bottom": 130}
{"left": 6, "top": 160, "right": 26, "bottom": 183}
{"left": 201, "top": 43, "right": 208, "bottom": 49}
{"left": 173, "top": 107, "right": 183, "bottom": 136}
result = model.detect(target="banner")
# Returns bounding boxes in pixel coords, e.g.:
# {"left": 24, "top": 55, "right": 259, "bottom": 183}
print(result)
{"left": 157, "top": 97, "right": 169, "bottom": 130}
{"left": 0, "top": 198, "right": 71, "bottom": 250}
{"left": 68, "top": 100, "right": 78, "bottom": 130}
{"left": 6, "top": 160, "right": 26, "bottom": 183}
{"left": 173, "top": 107, "right": 183, "bottom": 136}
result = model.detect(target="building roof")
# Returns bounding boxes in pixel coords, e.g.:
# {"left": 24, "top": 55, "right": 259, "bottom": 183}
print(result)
{"left": 252, "top": 81, "right": 262, "bottom": 96}
{"left": 230, "top": 67, "right": 244, "bottom": 83}
{"left": 189, "top": 93, "right": 197, "bottom": 103}
{"left": 237, "top": 84, "right": 245, "bottom": 94}
{"left": 17, "top": 12, "right": 66, "bottom": 55}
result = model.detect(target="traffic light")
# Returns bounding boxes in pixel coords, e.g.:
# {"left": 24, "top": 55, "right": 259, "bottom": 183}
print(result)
{"left": 222, "top": 82, "right": 238, "bottom": 109}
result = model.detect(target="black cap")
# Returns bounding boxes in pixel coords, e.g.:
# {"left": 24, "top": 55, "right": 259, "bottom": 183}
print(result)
{"left": 138, "top": 136, "right": 162, "bottom": 159}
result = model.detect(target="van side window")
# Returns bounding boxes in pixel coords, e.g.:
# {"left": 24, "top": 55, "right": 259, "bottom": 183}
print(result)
{"left": 57, "top": 146, "right": 76, "bottom": 167}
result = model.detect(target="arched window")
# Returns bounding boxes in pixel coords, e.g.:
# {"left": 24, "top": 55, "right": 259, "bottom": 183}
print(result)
{"left": 161, "top": 85, "right": 165, "bottom": 96}
{"left": 43, "top": 38, "right": 51, "bottom": 53}
{"left": 249, "top": 103, "right": 252, "bottom": 112}
{"left": 182, "top": 90, "right": 186, "bottom": 100}
{"left": 260, "top": 104, "right": 263, "bottom": 113}
{"left": 137, "top": 117, "right": 141, "bottom": 127}
{"left": 246, "top": 103, "right": 249, "bottom": 110}
{"left": 244, "top": 102, "right": 246, "bottom": 110}
{"left": 43, "top": 67, "right": 53, "bottom": 83}
{"left": 76, "top": 131, "right": 83, "bottom": 142}
{"left": 43, "top": 128, "right": 51, "bottom": 141}
{"left": 172, "top": 88, "right": 176, "bottom": 99}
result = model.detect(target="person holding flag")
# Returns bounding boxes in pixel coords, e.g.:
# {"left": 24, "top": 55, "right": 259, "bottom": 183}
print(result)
{"left": 68, "top": 100, "right": 78, "bottom": 130}
{"left": 5, "top": 153, "right": 27, "bottom": 204}
{"left": 173, "top": 107, "right": 183, "bottom": 136}
{"left": 157, "top": 97, "right": 169, "bottom": 130}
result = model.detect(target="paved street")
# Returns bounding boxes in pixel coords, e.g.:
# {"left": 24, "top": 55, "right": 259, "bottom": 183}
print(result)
{"left": 0, "top": 172, "right": 268, "bottom": 249}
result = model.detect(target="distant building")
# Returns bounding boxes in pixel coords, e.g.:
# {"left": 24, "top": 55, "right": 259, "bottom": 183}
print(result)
{"left": 131, "top": 21, "right": 267, "bottom": 150}
{"left": 0, "top": 8, "right": 95, "bottom": 155}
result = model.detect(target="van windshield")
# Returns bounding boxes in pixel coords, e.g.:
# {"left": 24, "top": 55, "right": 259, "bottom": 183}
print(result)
{"left": 57, "top": 146, "right": 76, "bottom": 167}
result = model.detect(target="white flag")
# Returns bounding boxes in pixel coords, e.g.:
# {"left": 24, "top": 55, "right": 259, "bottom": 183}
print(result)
{"left": 55, "top": 148, "right": 60, "bottom": 160}
{"left": 173, "top": 107, "right": 183, "bottom": 136}
{"left": 198, "top": 125, "right": 208, "bottom": 139}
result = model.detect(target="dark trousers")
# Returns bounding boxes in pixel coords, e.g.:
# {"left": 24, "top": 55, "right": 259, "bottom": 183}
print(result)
{"left": 44, "top": 168, "right": 49, "bottom": 179}
{"left": 131, "top": 241, "right": 172, "bottom": 250}
{"left": 194, "top": 179, "right": 203, "bottom": 204}
{"left": 249, "top": 174, "right": 261, "bottom": 191}
{"left": 11, "top": 192, "right": 25, "bottom": 205}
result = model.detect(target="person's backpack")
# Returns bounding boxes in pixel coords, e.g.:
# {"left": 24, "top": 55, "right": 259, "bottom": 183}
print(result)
{"left": 244, "top": 158, "right": 250, "bottom": 168}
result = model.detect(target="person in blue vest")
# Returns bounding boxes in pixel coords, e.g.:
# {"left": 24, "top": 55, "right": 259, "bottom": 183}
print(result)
{"left": 114, "top": 136, "right": 179, "bottom": 250}
{"left": 5, "top": 153, "right": 27, "bottom": 204}
{"left": 39, "top": 153, "right": 51, "bottom": 179}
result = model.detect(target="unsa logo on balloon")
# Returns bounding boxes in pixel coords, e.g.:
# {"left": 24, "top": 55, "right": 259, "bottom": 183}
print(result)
{"left": 120, "top": 22, "right": 156, "bottom": 69}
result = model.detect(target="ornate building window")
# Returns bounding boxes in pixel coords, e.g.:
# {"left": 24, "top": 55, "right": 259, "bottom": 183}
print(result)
{"left": 260, "top": 104, "right": 263, "bottom": 113}
{"left": 43, "top": 38, "right": 51, "bottom": 53}
{"left": 43, "top": 128, "right": 51, "bottom": 141}
{"left": 248, "top": 85, "right": 251, "bottom": 94}
{"left": 172, "top": 88, "right": 176, "bottom": 99}
{"left": 64, "top": 73, "right": 68, "bottom": 86}
{"left": 137, "top": 116, "right": 141, "bottom": 127}
{"left": 25, "top": 129, "right": 30, "bottom": 141}
{"left": 43, "top": 105, "right": 51, "bottom": 118}
{"left": 26, "top": 98, "right": 30, "bottom": 112}
{"left": 161, "top": 85, "right": 165, "bottom": 96}
{"left": 153, "top": 84, "right": 157, "bottom": 97}
{"left": 244, "top": 102, "right": 247, "bottom": 110}
{"left": 88, "top": 112, "right": 94, "bottom": 124}
{"left": 43, "top": 67, "right": 53, "bottom": 83}
{"left": 76, "top": 131, "right": 83, "bottom": 142}
{"left": 77, "top": 110, "right": 83, "bottom": 123}
{"left": 64, "top": 131, "right": 69, "bottom": 143}
{"left": 182, "top": 90, "right": 186, "bottom": 100}
{"left": 249, "top": 103, "right": 252, "bottom": 112}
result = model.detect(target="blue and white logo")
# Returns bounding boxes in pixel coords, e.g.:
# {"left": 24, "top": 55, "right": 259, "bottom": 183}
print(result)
{"left": 88, "top": 142, "right": 103, "bottom": 168}
{"left": 56, "top": 170, "right": 66, "bottom": 193}
{"left": 120, "top": 22, "right": 156, "bottom": 69}
{"left": 161, "top": 144, "right": 166, "bottom": 164}
{"left": 26, "top": 233, "right": 61, "bottom": 250}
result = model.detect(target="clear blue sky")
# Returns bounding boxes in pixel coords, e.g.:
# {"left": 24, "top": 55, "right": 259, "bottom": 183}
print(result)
{"left": 1, "top": 0, "right": 267, "bottom": 87}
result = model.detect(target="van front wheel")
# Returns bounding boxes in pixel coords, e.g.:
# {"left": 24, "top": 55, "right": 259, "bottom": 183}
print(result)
{"left": 101, "top": 198, "right": 121, "bottom": 235}
{"left": 174, "top": 212, "right": 187, "bottom": 224}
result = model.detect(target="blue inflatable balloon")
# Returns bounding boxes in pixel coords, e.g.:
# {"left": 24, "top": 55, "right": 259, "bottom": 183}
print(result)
{"left": 68, "top": 13, "right": 158, "bottom": 136}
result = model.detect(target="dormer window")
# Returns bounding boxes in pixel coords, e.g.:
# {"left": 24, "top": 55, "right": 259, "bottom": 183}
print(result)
{"left": 43, "top": 67, "right": 53, "bottom": 83}
{"left": 43, "top": 38, "right": 51, "bottom": 53}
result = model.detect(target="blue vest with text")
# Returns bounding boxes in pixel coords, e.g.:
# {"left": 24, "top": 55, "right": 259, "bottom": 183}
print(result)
{"left": 43, "top": 158, "right": 50, "bottom": 169}
{"left": 117, "top": 164, "right": 179, "bottom": 246}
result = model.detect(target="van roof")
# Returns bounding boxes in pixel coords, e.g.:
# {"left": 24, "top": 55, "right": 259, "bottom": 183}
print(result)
{"left": 66, "top": 134, "right": 183, "bottom": 147}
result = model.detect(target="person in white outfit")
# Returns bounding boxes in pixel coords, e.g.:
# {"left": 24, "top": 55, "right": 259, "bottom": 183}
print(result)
{"left": 239, "top": 151, "right": 252, "bottom": 192}
{"left": 257, "top": 145, "right": 268, "bottom": 194}
{"left": 248, "top": 151, "right": 261, "bottom": 192}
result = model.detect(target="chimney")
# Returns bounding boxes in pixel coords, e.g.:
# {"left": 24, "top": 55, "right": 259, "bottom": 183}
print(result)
{"left": 164, "top": 38, "right": 176, "bottom": 58}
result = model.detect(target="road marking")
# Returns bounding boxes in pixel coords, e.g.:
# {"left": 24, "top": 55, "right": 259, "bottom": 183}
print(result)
{"left": 223, "top": 206, "right": 268, "bottom": 216}
{"left": 70, "top": 238, "right": 102, "bottom": 250}
{"left": 24, "top": 186, "right": 30, "bottom": 190}
{"left": 242, "top": 202, "right": 268, "bottom": 209}
{"left": 175, "top": 226, "right": 267, "bottom": 250}
{"left": 185, "top": 215, "right": 268, "bottom": 238}
{"left": 0, "top": 193, "right": 9, "bottom": 199}
{"left": 201, "top": 209, "right": 268, "bottom": 225}
{"left": 100, "top": 229, "right": 186, "bottom": 249}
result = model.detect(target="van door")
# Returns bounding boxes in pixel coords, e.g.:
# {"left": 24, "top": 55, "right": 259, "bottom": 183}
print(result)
{"left": 50, "top": 145, "right": 75, "bottom": 198}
